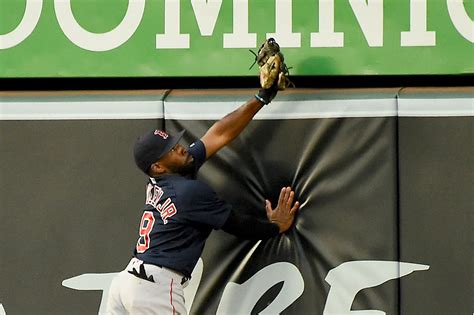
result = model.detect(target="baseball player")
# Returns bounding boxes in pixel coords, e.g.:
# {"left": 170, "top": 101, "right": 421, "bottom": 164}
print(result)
{"left": 106, "top": 87, "right": 299, "bottom": 315}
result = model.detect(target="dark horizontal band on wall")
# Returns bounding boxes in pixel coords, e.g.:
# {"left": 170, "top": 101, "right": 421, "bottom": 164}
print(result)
{"left": 1, "top": 75, "right": 473, "bottom": 91}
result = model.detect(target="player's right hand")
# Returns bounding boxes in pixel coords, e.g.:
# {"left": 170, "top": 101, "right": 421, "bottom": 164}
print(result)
{"left": 265, "top": 187, "right": 300, "bottom": 233}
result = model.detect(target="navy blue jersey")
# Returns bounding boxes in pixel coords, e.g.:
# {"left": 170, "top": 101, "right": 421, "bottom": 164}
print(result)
{"left": 134, "top": 140, "right": 232, "bottom": 277}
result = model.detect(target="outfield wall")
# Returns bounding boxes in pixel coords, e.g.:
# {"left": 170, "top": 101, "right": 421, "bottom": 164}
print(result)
{"left": 0, "top": 88, "right": 472, "bottom": 314}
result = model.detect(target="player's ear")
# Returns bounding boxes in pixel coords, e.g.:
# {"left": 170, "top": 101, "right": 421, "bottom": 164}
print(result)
{"left": 149, "top": 162, "right": 167, "bottom": 176}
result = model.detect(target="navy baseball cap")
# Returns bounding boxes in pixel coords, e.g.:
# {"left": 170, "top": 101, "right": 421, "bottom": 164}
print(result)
{"left": 133, "top": 129, "right": 185, "bottom": 174}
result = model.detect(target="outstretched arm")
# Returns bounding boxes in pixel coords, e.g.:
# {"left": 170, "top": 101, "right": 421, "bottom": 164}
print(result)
{"left": 200, "top": 97, "right": 263, "bottom": 160}
{"left": 200, "top": 88, "right": 277, "bottom": 160}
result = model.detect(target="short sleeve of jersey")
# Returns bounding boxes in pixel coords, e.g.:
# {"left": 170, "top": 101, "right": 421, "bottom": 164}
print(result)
{"left": 176, "top": 180, "right": 232, "bottom": 230}
{"left": 188, "top": 139, "right": 206, "bottom": 172}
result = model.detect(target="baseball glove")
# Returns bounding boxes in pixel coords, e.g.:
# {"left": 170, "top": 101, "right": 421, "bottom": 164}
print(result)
{"left": 250, "top": 38, "right": 294, "bottom": 90}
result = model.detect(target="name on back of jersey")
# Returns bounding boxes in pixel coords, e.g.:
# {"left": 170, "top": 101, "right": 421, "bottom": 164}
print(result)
{"left": 145, "top": 183, "right": 177, "bottom": 224}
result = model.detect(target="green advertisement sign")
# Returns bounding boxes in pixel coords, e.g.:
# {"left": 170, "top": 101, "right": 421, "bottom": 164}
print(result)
{"left": 1, "top": 0, "right": 473, "bottom": 77}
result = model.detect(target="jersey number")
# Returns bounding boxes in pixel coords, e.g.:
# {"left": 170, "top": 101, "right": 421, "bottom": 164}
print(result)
{"left": 136, "top": 211, "right": 155, "bottom": 253}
